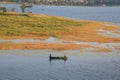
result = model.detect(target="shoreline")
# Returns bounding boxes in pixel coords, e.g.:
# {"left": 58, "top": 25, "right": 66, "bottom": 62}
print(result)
{"left": 0, "top": 37, "right": 119, "bottom": 52}
{"left": 1, "top": 1, "right": 120, "bottom": 7}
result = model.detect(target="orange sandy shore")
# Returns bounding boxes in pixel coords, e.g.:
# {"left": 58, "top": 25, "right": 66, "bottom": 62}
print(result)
{"left": 0, "top": 42, "right": 112, "bottom": 52}
{"left": 0, "top": 42, "right": 91, "bottom": 50}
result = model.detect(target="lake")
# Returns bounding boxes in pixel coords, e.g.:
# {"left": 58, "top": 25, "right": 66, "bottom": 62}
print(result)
{"left": 1, "top": 4, "right": 120, "bottom": 24}
{"left": 0, "top": 4, "right": 120, "bottom": 80}
{"left": 0, "top": 50, "right": 120, "bottom": 80}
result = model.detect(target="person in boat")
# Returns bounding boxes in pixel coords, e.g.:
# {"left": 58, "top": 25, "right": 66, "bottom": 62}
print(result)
{"left": 64, "top": 55, "right": 67, "bottom": 60}
{"left": 49, "top": 54, "right": 52, "bottom": 58}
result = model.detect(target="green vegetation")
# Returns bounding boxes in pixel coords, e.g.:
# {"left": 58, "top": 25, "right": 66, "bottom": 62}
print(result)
{"left": 0, "top": 12, "right": 86, "bottom": 39}
{"left": 20, "top": 2, "right": 33, "bottom": 13}
{"left": 0, "top": 12, "right": 119, "bottom": 43}
{"left": 0, "top": 7, "right": 7, "bottom": 14}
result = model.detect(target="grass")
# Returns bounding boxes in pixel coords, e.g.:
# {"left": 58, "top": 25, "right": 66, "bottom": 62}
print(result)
{"left": 0, "top": 12, "right": 120, "bottom": 50}
{"left": 115, "top": 46, "right": 120, "bottom": 50}
{"left": 0, "top": 42, "right": 114, "bottom": 52}
{"left": 0, "top": 42, "right": 92, "bottom": 50}
{"left": 93, "top": 47, "right": 112, "bottom": 52}
{"left": 0, "top": 12, "right": 120, "bottom": 43}
{"left": 0, "top": 12, "right": 86, "bottom": 39}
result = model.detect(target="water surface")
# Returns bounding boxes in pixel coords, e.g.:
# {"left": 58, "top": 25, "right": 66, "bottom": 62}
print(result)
{"left": 0, "top": 50, "right": 120, "bottom": 80}
{"left": 0, "top": 4, "right": 120, "bottom": 24}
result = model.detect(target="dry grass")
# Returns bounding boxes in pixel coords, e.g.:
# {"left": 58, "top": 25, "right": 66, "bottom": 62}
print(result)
{"left": 103, "top": 24, "right": 119, "bottom": 31}
{"left": 115, "top": 47, "right": 120, "bottom": 50}
{"left": 59, "top": 22, "right": 120, "bottom": 43}
{"left": 0, "top": 12, "right": 86, "bottom": 39}
{"left": 0, "top": 42, "right": 92, "bottom": 50}
{"left": 0, "top": 42, "right": 116, "bottom": 52}
{"left": 93, "top": 47, "right": 112, "bottom": 52}
{"left": 113, "top": 31, "right": 120, "bottom": 34}
{"left": 0, "top": 12, "right": 120, "bottom": 43}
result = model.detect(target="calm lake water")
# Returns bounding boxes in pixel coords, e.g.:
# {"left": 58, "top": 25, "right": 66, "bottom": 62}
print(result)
{"left": 0, "top": 4, "right": 120, "bottom": 80}
{"left": 1, "top": 4, "right": 120, "bottom": 24}
{"left": 0, "top": 50, "right": 120, "bottom": 80}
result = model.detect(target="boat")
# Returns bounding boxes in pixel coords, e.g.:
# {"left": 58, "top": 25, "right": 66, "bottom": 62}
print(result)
{"left": 49, "top": 54, "right": 67, "bottom": 61}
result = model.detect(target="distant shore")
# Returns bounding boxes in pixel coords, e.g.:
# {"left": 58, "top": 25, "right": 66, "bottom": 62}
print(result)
{"left": 0, "top": 1, "right": 120, "bottom": 7}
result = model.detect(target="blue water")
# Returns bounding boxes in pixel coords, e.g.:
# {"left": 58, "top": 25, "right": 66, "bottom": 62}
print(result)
{"left": 0, "top": 50, "right": 120, "bottom": 80}
{"left": 0, "top": 4, "right": 120, "bottom": 24}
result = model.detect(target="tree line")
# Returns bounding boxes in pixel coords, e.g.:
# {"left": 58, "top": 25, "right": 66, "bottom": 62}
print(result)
{"left": 0, "top": 0, "right": 120, "bottom": 6}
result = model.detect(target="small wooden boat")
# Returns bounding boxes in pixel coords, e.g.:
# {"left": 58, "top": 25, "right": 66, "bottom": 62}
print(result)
{"left": 49, "top": 54, "right": 67, "bottom": 61}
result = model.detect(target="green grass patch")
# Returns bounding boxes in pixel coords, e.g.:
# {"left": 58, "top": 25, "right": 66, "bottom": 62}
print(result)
{"left": 0, "top": 12, "right": 87, "bottom": 38}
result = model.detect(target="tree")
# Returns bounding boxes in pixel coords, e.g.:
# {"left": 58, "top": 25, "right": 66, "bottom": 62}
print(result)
{"left": 20, "top": 2, "right": 26, "bottom": 13}
{"left": 0, "top": 7, "right": 7, "bottom": 14}
{"left": 20, "top": 0, "right": 33, "bottom": 13}
{"left": 11, "top": 7, "right": 16, "bottom": 12}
